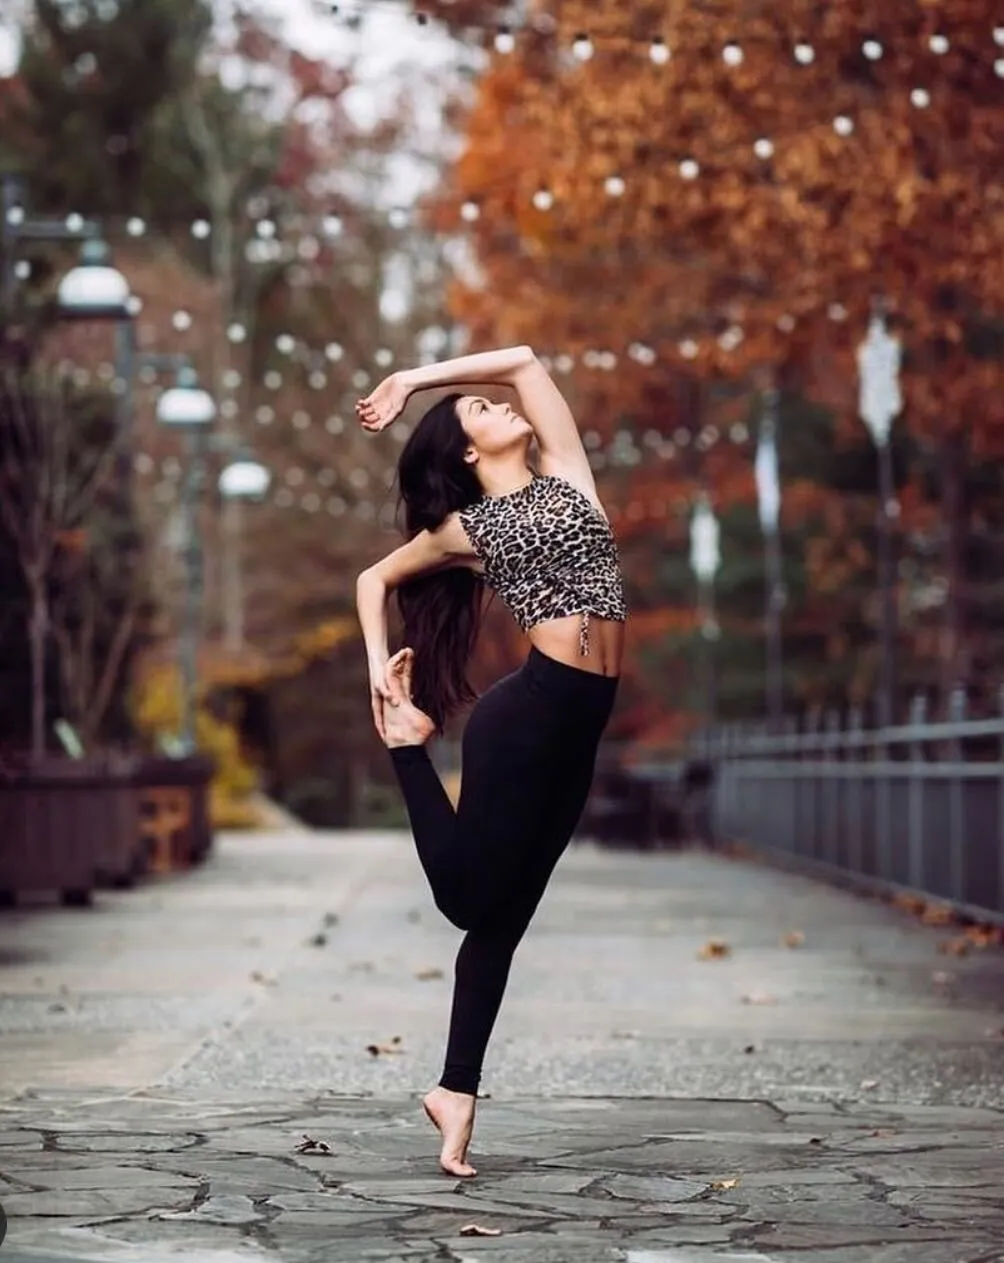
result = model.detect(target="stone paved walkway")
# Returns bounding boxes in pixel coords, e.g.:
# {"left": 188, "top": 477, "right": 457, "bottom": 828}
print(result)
{"left": 1, "top": 829, "right": 1003, "bottom": 1263}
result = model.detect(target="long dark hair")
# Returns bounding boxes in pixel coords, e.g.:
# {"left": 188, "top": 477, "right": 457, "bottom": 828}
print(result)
{"left": 395, "top": 393, "right": 486, "bottom": 732}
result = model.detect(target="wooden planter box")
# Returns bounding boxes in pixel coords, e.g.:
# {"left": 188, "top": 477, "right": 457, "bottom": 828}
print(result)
{"left": 0, "top": 755, "right": 141, "bottom": 905}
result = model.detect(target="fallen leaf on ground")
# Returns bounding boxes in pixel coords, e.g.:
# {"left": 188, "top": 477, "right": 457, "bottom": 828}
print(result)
{"left": 782, "top": 930, "right": 805, "bottom": 948}
{"left": 869, "top": 1129, "right": 897, "bottom": 1138}
{"left": 709, "top": 1177, "right": 740, "bottom": 1191}
{"left": 295, "top": 1134, "right": 331, "bottom": 1154}
{"left": 459, "top": 1224, "right": 502, "bottom": 1237}
{"left": 697, "top": 939, "right": 731, "bottom": 960}
{"left": 308, "top": 933, "right": 327, "bottom": 948}
{"left": 415, "top": 968, "right": 445, "bottom": 981}
{"left": 860, "top": 1079, "right": 879, "bottom": 1090}
{"left": 938, "top": 936, "right": 971, "bottom": 957}
{"left": 740, "top": 991, "right": 778, "bottom": 1005}
{"left": 366, "top": 1035, "right": 404, "bottom": 1057}
{"left": 743, "top": 1044, "right": 757, "bottom": 1054}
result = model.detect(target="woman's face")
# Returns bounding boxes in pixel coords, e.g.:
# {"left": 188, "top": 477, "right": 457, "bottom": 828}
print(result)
{"left": 457, "top": 395, "right": 533, "bottom": 459}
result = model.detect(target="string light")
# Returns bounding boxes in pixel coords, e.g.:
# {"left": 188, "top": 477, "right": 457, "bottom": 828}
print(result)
{"left": 532, "top": 188, "right": 554, "bottom": 211}
{"left": 929, "top": 34, "right": 950, "bottom": 54}
{"left": 679, "top": 159, "right": 700, "bottom": 180}
{"left": 572, "top": 32, "right": 594, "bottom": 61}
{"left": 794, "top": 41, "right": 816, "bottom": 65}
{"left": 722, "top": 42, "right": 743, "bottom": 67}
{"left": 862, "top": 39, "right": 883, "bottom": 60}
{"left": 494, "top": 26, "right": 515, "bottom": 54}
{"left": 649, "top": 37, "right": 670, "bottom": 65}
{"left": 833, "top": 115, "right": 855, "bottom": 136}
{"left": 911, "top": 88, "right": 931, "bottom": 108}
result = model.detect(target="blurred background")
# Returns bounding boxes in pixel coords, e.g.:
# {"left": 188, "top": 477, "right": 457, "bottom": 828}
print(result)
{"left": 1, "top": 0, "right": 1003, "bottom": 837}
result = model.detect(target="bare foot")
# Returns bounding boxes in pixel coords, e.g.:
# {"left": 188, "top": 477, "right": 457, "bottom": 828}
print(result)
{"left": 383, "top": 648, "right": 435, "bottom": 749}
{"left": 422, "top": 1086, "right": 477, "bottom": 1177}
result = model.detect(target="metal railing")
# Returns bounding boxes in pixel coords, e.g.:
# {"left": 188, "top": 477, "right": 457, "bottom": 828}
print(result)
{"left": 691, "top": 688, "right": 1004, "bottom": 924}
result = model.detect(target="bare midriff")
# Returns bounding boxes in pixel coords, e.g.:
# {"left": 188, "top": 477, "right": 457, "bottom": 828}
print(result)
{"left": 527, "top": 613, "right": 625, "bottom": 677}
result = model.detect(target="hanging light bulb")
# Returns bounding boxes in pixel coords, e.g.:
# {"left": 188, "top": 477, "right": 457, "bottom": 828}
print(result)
{"left": 794, "top": 40, "right": 815, "bottom": 65}
{"left": 649, "top": 36, "right": 670, "bottom": 65}
{"left": 604, "top": 175, "right": 626, "bottom": 197}
{"left": 679, "top": 158, "right": 700, "bottom": 180}
{"left": 679, "top": 339, "right": 699, "bottom": 359}
{"left": 833, "top": 115, "right": 855, "bottom": 136}
{"left": 862, "top": 39, "right": 883, "bottom": 60}
{"left": 227, "top": 322, "right": 247, "bottom": 343}
{"left": 754, "top": 137, "right": 775, "bottom": 159}
{"left": 172, "top": 310, "right": 192, "bottom": 332}
{"left": 276, "top": 333, "right": 296, "bottom": 355}
{"left": 533, "top": 187, "right": 554, "bottom": 211}
{"left": 494, "top": 25, "right": 514, "bottom": 54}
{"left": 722, "top": 41, "right": 743, "bottom": 66}
{"left": 461, "top": 200, "right": 480, "bottom": 223}
{"left": 191, "top": 218, "right": 211, "bottom": 239}
{"left": 572, "top": 32, "right": 594, "bottom": 61}
{"left": 929, "top": 34, "right": 949, "bottom": 54}
{"left": 911, "top": 87, "right": 931, "bottom": 108}
{"left": 322, "top": 214, "right": 343, "bottom": 237}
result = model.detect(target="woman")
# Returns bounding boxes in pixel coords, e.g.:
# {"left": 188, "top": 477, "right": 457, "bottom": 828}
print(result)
{"left": 354, "top": 345, "right": 626, "bottom": 1178}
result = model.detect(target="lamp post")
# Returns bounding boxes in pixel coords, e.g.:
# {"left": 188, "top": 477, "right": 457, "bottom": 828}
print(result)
{"left": 690, "top": 491, "right": 721, "bottom": 723}
{"left": 856, "top": 308, "right": 902, "bottom": 728}
{"left": 156, "top": 365, "right": 217, "bottom": 753}
{"left": 2, "top": 176, "right": 136, "bottom": 436}
{"left": 755, "top": 384, "right": 785, "bottom": 729}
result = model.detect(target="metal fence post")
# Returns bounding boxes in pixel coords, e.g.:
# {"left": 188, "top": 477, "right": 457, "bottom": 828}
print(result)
{"left": 875, "top": 696, "right": 892, "bottom": 881}
{"left": 999, "top": 686, "right": 1004, "bottom": 913}
{"left": 948, "top": 685, "right": 966, "bottom": 902}
{"left": 907, "top": 693, "right": 926, "bottom": 891}
{"left": 848, "top": 705, "right": 864, "bottom": 873}
{"left": 804, "top": 709, "right": 820, "bottom": 861}
{"left": 824, "top": 709, "right": 840, "bottom": 866}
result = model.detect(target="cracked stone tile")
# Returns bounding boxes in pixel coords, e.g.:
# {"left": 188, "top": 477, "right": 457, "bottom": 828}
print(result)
{"left": 595, "top": 1174, "right": 715, "bottom": 1202}
{"left": 155, "top": 1193, "right": 266, "bottom": 1225}
{"left": 147, "top": 1156, "right": 325, "bottom": 1192}
{"left": 3, "top": 1188, "right": 196, "bottom": 1218}
{"left": 0, "top": 1164, "right": 201, "bottom": 1192}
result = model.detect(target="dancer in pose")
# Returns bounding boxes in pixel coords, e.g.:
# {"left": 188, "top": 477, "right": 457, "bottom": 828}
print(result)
{"left": 354, "top": 346, "right": 627, "bottom": 1177}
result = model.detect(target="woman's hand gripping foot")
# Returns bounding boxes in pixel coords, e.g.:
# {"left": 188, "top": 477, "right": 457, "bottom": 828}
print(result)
{"left": 423, "top": 1086, "right": 477, "bottom": 1178}
{"left": 383, "top": 648, "right": 436, "bottom": 748}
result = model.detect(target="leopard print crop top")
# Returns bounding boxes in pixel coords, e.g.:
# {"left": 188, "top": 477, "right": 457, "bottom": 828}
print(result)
{"left": 458, "top": 472, "right": 627, "bottom": 655}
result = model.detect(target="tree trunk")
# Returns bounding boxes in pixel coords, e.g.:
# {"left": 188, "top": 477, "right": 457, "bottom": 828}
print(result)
{"left": 939, "top": 431, "right": 968, "bottom": 714}
{"left": 28, "top": 572, "right": 48, "bottom": 760}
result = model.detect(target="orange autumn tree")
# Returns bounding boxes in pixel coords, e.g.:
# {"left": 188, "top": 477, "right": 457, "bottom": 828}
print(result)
{"left": 418, "top": 0, "right": 1004, "bottom": 717}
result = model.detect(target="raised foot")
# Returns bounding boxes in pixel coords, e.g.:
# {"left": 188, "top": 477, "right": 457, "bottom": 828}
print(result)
{"left": 422, "top": 1086, "right": 477, "bottom": 1178}
{"left": 384, "top": 648, "right": 435, "bottom": 748}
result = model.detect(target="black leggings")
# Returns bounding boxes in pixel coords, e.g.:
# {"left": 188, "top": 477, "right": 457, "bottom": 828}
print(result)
{"left": 389, "top": 646, "right": 618, "bottom": 1095}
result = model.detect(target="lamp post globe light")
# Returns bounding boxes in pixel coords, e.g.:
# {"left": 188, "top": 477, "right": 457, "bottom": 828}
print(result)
{"left": 56, "top": 238, "right": 132, "bottom": 320}
{"left": 856, "top": 310, "right": 902, "bottom": 728}
{"left": 156, "top": 365, "right": 217, "bottom": 755}
{"left": 156, "top": 365, "right": 217, "bottom": 428}
{"left": 219, "top": 454, "right": 271, "bottom": 500}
